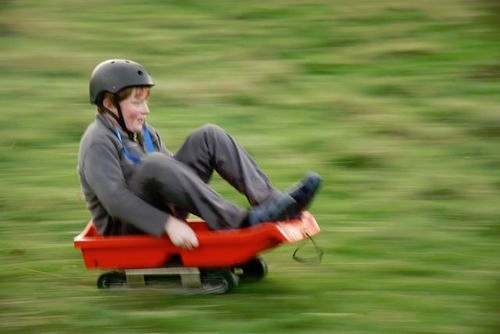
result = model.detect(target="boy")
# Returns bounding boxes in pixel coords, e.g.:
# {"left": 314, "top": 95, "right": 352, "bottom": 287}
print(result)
{"left": 78, "top": 59, "right": 321, "bottom": 249}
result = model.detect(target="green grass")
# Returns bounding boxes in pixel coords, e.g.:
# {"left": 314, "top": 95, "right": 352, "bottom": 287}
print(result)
{"left": 1, "top": 0, "right": 499, "bottom": 333}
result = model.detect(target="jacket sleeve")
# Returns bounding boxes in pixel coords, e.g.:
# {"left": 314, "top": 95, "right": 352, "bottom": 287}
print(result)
{"left": 81, "top": 138, "right": 169, "bottom": 237}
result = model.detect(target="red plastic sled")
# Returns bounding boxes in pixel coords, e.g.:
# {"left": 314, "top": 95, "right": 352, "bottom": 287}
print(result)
{"left": 74, "top": 211, "right": 320, "bottom": 270}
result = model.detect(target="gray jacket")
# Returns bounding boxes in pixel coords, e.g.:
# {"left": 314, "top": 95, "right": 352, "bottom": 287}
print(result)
{"left": 77, "top": 113, "right": 171, "bottom": 237}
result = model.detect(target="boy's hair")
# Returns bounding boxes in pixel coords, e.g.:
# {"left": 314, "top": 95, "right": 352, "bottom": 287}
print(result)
{"left": 98, "top": 86, "right": 151, "bottom": 113}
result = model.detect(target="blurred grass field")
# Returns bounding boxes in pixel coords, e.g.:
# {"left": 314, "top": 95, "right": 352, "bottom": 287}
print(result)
{"left": 0, "top": 0, "right": 499, "bottom": 333}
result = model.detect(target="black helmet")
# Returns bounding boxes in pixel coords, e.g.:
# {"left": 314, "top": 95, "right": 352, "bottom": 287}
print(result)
{"left": 89, "top": 59, "right": 154, "bottom": 105}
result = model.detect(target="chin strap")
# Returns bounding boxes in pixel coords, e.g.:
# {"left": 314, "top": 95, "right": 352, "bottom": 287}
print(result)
{"left": 112, "top": 94, "right": 134, "bottom": 140}
{"left": 99, "top": 94, "right": 133, "bottom": 140}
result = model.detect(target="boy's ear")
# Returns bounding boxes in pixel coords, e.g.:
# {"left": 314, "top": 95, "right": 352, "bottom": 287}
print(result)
{"left": 102, "top": 96, "right": 116, "bottom": 111}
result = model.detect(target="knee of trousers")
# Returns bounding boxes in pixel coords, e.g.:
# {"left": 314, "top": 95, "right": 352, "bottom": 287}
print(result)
{"left": 136, "top": 152, "right": 180, "bottom": 179}
{"left": 190, "top": 123, "right": 225, "bottom": 143}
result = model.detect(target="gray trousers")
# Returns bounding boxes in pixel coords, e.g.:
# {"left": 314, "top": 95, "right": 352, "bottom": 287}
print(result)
{"left": 129, "top": 124, "right": 280, "bottom": 230}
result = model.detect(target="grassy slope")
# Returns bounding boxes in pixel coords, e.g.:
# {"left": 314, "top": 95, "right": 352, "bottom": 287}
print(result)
{"left": 0, "top": 0, "right": 499, "bottom": 333}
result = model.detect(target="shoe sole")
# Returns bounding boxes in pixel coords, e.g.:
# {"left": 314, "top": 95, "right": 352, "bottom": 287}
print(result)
{"left": 292, "top": 173, "right": 322, "bottom": 211}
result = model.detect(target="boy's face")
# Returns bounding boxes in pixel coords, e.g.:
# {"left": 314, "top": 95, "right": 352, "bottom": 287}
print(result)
{"left": 120, "top": 88, "right": 150, "bottom": 133}
{"left": 105, "top": 87, "right": 150, "bottom": 133}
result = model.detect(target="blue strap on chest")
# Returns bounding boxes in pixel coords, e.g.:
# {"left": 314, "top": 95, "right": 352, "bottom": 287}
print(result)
{"left": 114, "top": 126, "right": 156, "bottom": 164}
{"left": 143, "top": 126, "right": 155, "bottom": 153}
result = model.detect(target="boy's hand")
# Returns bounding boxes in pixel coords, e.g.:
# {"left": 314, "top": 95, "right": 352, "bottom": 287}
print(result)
{"left": 164, "top": 216, "right": 199, "bottom": 250}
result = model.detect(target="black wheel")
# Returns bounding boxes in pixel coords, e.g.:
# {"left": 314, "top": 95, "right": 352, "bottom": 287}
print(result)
{"left": 97, "top": 271, "right": 126, "bottom": 289}
{"left": 234, "top": 257, "right": 268, "bottom": 283}
{"left": 200, "top": 269, "right": 239, "bottom": 294}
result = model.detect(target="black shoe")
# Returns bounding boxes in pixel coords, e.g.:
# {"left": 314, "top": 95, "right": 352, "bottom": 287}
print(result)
{"left": 246, "top": 194, "right": 296, "bottom": 226}
{"left": 286, "top": 172, "right": 322, "bottom": 213}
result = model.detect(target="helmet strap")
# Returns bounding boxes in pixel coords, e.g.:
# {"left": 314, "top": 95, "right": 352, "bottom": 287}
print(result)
{"left": 98, "top": 93, "right": 134, "bottom": 140}
{"left": 111, "top": 94, "right": 134, "bottom": 140}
